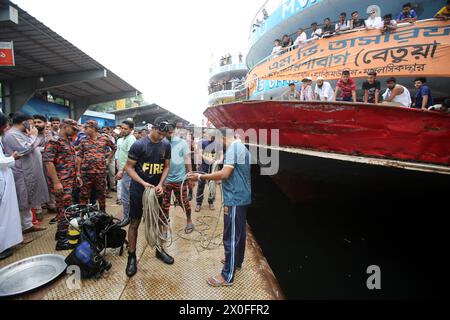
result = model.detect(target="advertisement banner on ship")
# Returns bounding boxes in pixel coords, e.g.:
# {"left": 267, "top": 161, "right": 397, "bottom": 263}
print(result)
{"left": 247, "top": 20, "right": 450, "bottom": 95}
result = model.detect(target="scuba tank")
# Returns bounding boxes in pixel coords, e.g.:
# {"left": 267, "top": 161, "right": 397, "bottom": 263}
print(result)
{"left": 68, "top": 217, "right": 82, "bottom": 251}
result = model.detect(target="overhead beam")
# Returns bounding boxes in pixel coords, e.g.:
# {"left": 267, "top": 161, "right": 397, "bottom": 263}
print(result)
{"left": 16, "top": 69, "right": 108, "bottom": 91}
{"left": 0, "top": 4, "right": 18, "bottom": 26}
{"left": 86, "top": 90, "right": 138, "bottom": 105}
{"left": 1, "top": 69, "right": 108, "bottom": 114}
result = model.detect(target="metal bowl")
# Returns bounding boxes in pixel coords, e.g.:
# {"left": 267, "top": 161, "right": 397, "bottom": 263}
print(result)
{"left": 0, "top": 254, "right": 67, "bottom": 297}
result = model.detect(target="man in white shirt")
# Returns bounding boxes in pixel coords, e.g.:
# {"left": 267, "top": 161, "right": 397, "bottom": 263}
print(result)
{"left": 335, "top": 12, "right": 350, "bottom": 32}
{"left": 382, "top": 77, "right": 412, "bottom": 107}
{"left": 271, "top": 39, "right": 282, "bottom": 57}
{"left": 293, "top": 28, "right": 307, "bottom": 47}
{"left": 300, "top": 77, "right": 314, "bottom": 101}
{"left": 314, "top": 77, "right": 335, "bottom": 101}
{"left": 310, "top": 22, "right": 322, "bottom": 39}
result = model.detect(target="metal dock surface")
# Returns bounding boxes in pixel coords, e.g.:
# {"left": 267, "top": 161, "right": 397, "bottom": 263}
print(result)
{"left": 0, "top": 192, "right": 283, "bottom": 300}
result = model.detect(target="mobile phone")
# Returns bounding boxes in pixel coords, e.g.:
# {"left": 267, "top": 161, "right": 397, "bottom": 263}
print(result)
{"left": 23, "top": 121, "right": 31, "bottom": 130}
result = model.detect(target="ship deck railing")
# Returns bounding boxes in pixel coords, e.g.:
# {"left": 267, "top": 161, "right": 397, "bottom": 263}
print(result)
{"left": 251, "top": 18, "right": 442, "bottom": 71}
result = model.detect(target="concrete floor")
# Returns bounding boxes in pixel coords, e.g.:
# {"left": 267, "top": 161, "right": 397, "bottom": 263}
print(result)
{"left": 0, "top": 189, "right": 283, "bottom": 300}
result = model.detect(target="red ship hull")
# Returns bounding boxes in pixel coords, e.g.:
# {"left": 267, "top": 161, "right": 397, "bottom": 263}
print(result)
{"left": 204, "top": 100, "right": 450, "bottom": 166}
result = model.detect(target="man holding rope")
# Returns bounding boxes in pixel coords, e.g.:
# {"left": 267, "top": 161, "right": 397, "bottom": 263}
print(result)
{"left": 188, "top": 127, "right": 251, "bottom": 287}
{"left": 161, "top": 125, "right": 194, "bottom": 234}
{"left": 124, "top": 120, "right": 173, "bottom": 277}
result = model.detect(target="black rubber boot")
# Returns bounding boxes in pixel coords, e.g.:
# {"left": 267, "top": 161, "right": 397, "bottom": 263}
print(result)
{"left": 54, "top": 230, "right": 67, "bottom": 241}
{"left": 126, "top": 252, "right": 137, "bottom": 277}
{"left": 156, "top": 248, "right": 174, "bottom": 265}
{"left": 55, "top": 239, "right": 70, "bottom": 251}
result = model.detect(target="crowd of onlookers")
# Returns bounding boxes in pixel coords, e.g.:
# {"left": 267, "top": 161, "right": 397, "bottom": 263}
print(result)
{"left": 270, "top": 1, "right": 450, "bottom": 58}
{"left": 0, "top": 111, "right": 227, "bottom": 262}
{"left": 0, "top": 114, "right": 128, "bottom": 259}
{"left": 279, "top": 70, "right": 450, "bottom": 113}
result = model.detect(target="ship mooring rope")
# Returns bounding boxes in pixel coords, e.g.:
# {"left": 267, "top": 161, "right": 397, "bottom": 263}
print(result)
{"left": 177, "top": 167, "right": 224, "bottom": 251}
{"left": 142, "top": 187, "right": 172, "bottom": 252}
{"left": 141, "top": 165, "right": 224, "bottom": 252}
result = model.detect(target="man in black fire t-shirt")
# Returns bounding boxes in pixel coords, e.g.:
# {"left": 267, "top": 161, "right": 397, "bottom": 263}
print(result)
{"left": 124, "top": 120, "right": 172, "bottom": 277}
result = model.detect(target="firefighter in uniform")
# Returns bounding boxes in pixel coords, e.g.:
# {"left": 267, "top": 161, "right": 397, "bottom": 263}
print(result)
{"left": 77, "top": 120, "right": 116, "bottom": 212}
{"left": 43, "top": 119, "right": 79, "bottom": 250}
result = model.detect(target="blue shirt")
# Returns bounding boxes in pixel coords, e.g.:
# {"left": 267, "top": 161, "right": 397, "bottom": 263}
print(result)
{"left": 167, "top": 136, "right": 190, "bottom": 183}
{"left": 396, "top": 10, "right": 417, "bottom": 21}
{"left": 415, "top": 85, "right": 433, "bottom": 109}
{"left": 222, "top": 141, "right": 251, "bottom": 207}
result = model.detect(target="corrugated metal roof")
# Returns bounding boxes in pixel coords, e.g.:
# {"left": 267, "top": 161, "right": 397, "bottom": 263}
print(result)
{"left": 111, "top": 104, "right": 189, "bottom": 126}
{"left": 0, "top": 0, "right": 140, "bottom": 103}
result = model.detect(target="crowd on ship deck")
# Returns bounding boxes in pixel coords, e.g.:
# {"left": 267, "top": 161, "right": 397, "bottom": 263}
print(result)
{"left": 279, "top": 70, "right": 450, "bottom": 112}
{"left": 208, "top": 77, "right": 246, "bottom": 94}
{"left": 219, "top": 53, "right": 244, "bottom": 67}
{"left": 270, "top": 1, "right": 450, "bottom": 58}
{"left": 266, "top": 1, "right": 450, "bottom": 111}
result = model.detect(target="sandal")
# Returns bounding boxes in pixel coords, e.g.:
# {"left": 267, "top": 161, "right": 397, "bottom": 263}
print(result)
{"left": 195, "top": 205, "right": 201, "bottom": 212}
{"left": 23, "top": 225, "right": 47, "bottom": 234}
{"left": 184, "top": 223, "right": 195, "bottom": 234}
{"left": 206, "top": 275, "right": 233, "bottom": 287}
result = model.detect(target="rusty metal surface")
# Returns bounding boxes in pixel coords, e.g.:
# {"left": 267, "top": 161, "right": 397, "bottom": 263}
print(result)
{"left": 0, "top": 192, "right": 283, "bottom": 300}
{"left": 204, "top": 100, "right": 450, "bottom": 166}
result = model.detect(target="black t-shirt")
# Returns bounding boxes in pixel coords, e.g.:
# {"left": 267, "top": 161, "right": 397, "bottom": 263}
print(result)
{"left": 128, "top": 136, "right": 171, "bottom": 194}
{"left": 352, "top": 19, "right": 366, "bottom": 28}
{"left": 198, "top": 138, "right": 220, "bottom": 166}
{"left": 362, "top": 80, "right": 381, "bottom": 103}
{"left": 323, "top": 24, "right": 335, "bottom": 34}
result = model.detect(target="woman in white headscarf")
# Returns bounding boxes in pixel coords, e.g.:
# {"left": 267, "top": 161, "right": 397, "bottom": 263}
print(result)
{"left": 365, "top": 5, "right": 383, "bottom": 29}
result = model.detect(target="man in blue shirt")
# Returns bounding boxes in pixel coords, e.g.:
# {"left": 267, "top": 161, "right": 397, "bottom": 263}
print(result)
{"left": 188, "top": 127, "right": 251, "bottom": 287}
{"left": 414, "top": 77, "right": 433, "bottom": 110}
{"left": 161, "top": 124, "right": 194, "bottom": 234}
{"left": 396, "top": 3, "right": 418, "bottom": 23}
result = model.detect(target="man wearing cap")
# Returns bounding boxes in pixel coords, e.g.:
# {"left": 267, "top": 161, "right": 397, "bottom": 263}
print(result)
{"left": 382, "top": 77, "right": 412, "bottom": 107}
{"left": 124, "top": 120, "right": 172, "bottom": 277}
{"left": 300, "top": 77, "right": 314, "bottom": 101}
{"left": 43, "top": 119, "right": 79, "bottom": 250}
{"left": 76, "top": 120, "right": 116, "bottom": 212}
{"left": 314, "top": 77, "right": 334, "bottom": 101}
{"left": 281, "top": 83, "right": 300, "bottom": 101}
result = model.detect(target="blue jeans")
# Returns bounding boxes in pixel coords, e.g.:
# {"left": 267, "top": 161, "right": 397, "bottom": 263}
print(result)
{"left": 120, "top": 172, "right": 132, "bottom": 220}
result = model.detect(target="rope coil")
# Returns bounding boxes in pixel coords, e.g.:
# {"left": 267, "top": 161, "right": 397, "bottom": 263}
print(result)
{"left": 141, "top": 165, "right": 224, "bottom": 252}
{"left": 142, "top": 187, "right": 172, "bottom": 251}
